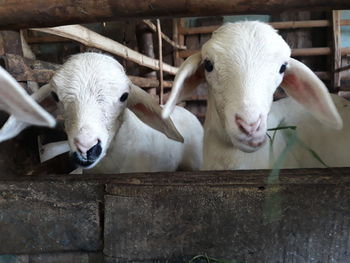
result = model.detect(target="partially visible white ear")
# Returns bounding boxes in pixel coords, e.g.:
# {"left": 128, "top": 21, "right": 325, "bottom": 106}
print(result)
{"left": 127, "top": 83, "right": 184, "bottom": 143}
{"left": 162, "top": 52, "right": 205, "bottom": 119}
{"left": 0, "top": 77, "right": 55, "bottom": 143}
{"left": 280, "top": 58, "right": 343, "bottom": 129}
{"left": 0, "top": 66, "right": 55, "bottom": 127}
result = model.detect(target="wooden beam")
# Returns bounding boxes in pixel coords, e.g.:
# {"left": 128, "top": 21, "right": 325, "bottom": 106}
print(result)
{"left": 2, "top": 0, "right": 350, "bottom": 30}
{"left": 336, "top": 64, "right": 350, "bottom": 73}
{"left": 30, "top": 25, "right": 178, "bottom": 75}
{"left": 173, "top": 18, "right": 185, "bottom": 67}
{"left": 179, "top": 47, "right": 350, "bottom": 59}
{"left": 179, "top": 19, "right": 350, "bottom": 35}
{"left": 1, "top": 55, "right": 173, "bottom": 88}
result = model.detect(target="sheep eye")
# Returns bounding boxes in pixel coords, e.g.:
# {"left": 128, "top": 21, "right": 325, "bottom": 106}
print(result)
{"left": 279, "top": 63, "right": 288, "bottom": 74}
{"left": 119, "top": 92, "right": 129, "bottom": 102}
{"left": 51, "top": 92, "right": 59, "bottom": 102}
{"left": 204, "top": 59, "right": 214, "bottom": 72}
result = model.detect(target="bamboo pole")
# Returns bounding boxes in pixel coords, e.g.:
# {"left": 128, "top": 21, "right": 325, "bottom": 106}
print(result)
{"left": 143, "top": 20, "right": 186, "bottom": 50}
{"left": 156, "top": 19, "right": 164, "bottom": 105}
{"left": 30, "top": 25, "right": 178, "bottom": 75}
{"left": 179, "top": 19, "right": 350, "bottom": 35}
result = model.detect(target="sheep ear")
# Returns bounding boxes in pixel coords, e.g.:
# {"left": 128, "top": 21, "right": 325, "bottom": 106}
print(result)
{"left": 0, "top": 67, "right": 55, "bottom": 127}
{"left": 127, "top": 83, "right": 184, "bottom": 143}
{"left": 162, "top": 52, "right": 205, "bottom": 119}
{"left": 280, "top": 58, "right": 342, "bottom": 129}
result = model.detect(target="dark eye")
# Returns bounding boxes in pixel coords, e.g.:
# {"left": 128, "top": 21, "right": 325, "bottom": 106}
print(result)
{"left": 51, "top": 91, "right": 59, "bottom": 102}
{"left": 279, "top": 63, "right": 288, "bottom": 74}
{"left": 119, "top": 92, "right": 129, "bottom": 102}
{"left": 204, "top": 59, "right": 214, "bottom": 72}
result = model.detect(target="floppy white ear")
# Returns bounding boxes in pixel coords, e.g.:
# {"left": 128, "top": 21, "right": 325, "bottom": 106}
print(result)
{"left": 0, "top": 81, "right": 55, "bottom": 143}
{"left": 127, "top": 83, "right": 184, "bottom": 143}
{"left": 162, "top": 52, "right": 205, "bottom": 119}
{"left": 280, "top": 58, "right": 342, "bottom": 129}
{"left": 0, "top": 66, "right": 55, "bottom": 127}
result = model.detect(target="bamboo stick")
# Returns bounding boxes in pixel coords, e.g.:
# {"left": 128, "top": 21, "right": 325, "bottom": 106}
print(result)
{"left": 143, "top": 20, "right": 186, "bottom": 50}
{"left": 157, "top": 19, "right": 164, "bottom": 105}
{"left": 30, "top": 25, "right": 178, "bottom": 75}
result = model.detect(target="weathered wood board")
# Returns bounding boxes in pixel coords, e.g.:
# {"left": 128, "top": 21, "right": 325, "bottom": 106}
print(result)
{"left": 0, "top": 169, "right": 350, "bottom": 262}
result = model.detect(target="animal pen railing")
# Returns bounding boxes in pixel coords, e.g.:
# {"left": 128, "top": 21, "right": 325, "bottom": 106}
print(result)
{"left": 1, "top": 1, "right": 350, "bottom": 263}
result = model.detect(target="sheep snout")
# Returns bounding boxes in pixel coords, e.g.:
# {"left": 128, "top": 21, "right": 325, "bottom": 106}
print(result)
{"left": 74, "top": 136, "right": 100, "bottom": 157}
{"left": 72, "top": 140, "right": 102, "bottom": 168}
{"left": 235, "top": 114, "right": 262, "bottom": 136}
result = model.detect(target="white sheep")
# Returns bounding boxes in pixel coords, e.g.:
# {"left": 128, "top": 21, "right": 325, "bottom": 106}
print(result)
{"left": 0, "top": 66, "right": 55, "bottom": 142}
{"left": 162, "top": 21, "right": 350, "bottom": 170}
{"left": 5, "top": 52, "right": 203, "bottom": 173}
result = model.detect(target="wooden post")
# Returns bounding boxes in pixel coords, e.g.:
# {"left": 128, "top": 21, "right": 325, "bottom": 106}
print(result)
{"left": 173, "top": 18, "right": 185, "bottom": 67}
{"left": 331, "top": 10, "right": 342, "bottom": 92}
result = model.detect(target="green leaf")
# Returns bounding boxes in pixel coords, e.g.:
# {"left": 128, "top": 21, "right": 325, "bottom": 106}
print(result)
{"left": 267, "top": 125, "right": 297, "bottom": 131}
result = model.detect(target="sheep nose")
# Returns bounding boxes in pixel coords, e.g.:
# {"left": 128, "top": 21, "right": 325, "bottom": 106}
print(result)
{"left": 74, "top": 137, "right": 100, "bottom": 156}
{"left": 235, "top": 114, "right": 262, "bottom": 135}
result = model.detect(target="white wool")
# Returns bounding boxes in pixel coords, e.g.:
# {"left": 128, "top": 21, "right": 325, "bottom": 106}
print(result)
{"left": 163, "top": 21, "right": 348, "bottom": 170}
{"left": 50, "top": 53, "right": 203, "bottom": 173}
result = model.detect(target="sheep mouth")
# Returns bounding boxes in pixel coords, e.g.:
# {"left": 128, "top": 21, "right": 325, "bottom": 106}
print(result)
{"left": 71, "top": 142, "right": 103, "bottom": 168}
{"left": 235, "top": 135, "right": 267, "bottom": 152}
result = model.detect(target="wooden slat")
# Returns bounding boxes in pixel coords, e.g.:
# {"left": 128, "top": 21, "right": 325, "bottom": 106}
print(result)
{"left": 332, "top": 10, "right": 342, "bottom": 92}
{"left": 179, "top": 47, "right": 350, "bottom": 59}
{"left": 30, "top": 25, "right": 178, "bottom": 75}
{"left": 179, "top": 19, "right": 350, "bottom": 35}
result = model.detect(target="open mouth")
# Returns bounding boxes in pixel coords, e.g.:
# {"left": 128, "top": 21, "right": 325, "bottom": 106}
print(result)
{"left": 71, "top": 141, "right": 102, "bottom": 168}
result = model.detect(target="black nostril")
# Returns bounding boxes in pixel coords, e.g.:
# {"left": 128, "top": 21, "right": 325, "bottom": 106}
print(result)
{"left": 87, "top": 140, "right": 102, "bottom": 160}
{"left": 72, "top": 140, "right": 102, "bottom": 168}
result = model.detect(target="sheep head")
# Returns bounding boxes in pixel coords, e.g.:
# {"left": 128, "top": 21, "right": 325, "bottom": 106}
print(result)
{"left": 51, "top": 53, "right": 183, "bottom": 169}
{"left": 163, "top": 21, "right": 342, "bottom": 153}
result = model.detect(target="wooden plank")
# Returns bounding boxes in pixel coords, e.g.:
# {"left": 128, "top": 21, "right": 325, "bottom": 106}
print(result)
{"left": 179, "top": 47, "right": 350, "bottom": 58}
{"left": 0, "top": 180, "right": 103, "bottom": 253}
{"left": 332, "top": 10, "right": 342, "bottom": 92}
{"left": 30, "top": 25, "right": 178, "bottom": 75}
{"left": 1, "top": 54, "right": 59, "bottom": 83}
{"left": 0, "top": 253, "right": 103, "bottom": 263}
{"left": 1, "top": 1, "right": 350, "bottom": 30}
{"left": 103, "top": 168, "right": 350, "bottom": 262}
{"left": 180, "top": 19, "right": 350, "bottom": 35}
{"left": 1, "top": 54, "right": 173, "bottom": 88}
{"left": 182, "top": 19, "right": 350, "bottom": 36}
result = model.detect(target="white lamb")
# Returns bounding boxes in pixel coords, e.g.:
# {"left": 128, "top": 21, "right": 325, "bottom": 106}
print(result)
{"left": 10, "top": 52, "right": 203, "bottom": 173}
{"left": 0, "top": 66, "right": 55, "bottom": 142}
{"left": 163, "top": 21, "right": 350, "bottom": 170}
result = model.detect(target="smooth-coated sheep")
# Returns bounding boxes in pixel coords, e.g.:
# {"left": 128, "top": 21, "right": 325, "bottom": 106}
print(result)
{"left": 46, "top": 53, "right": 202, "bottom": 173}
{"left": 162, "top": 21, "right": 349, "bottom": 170}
